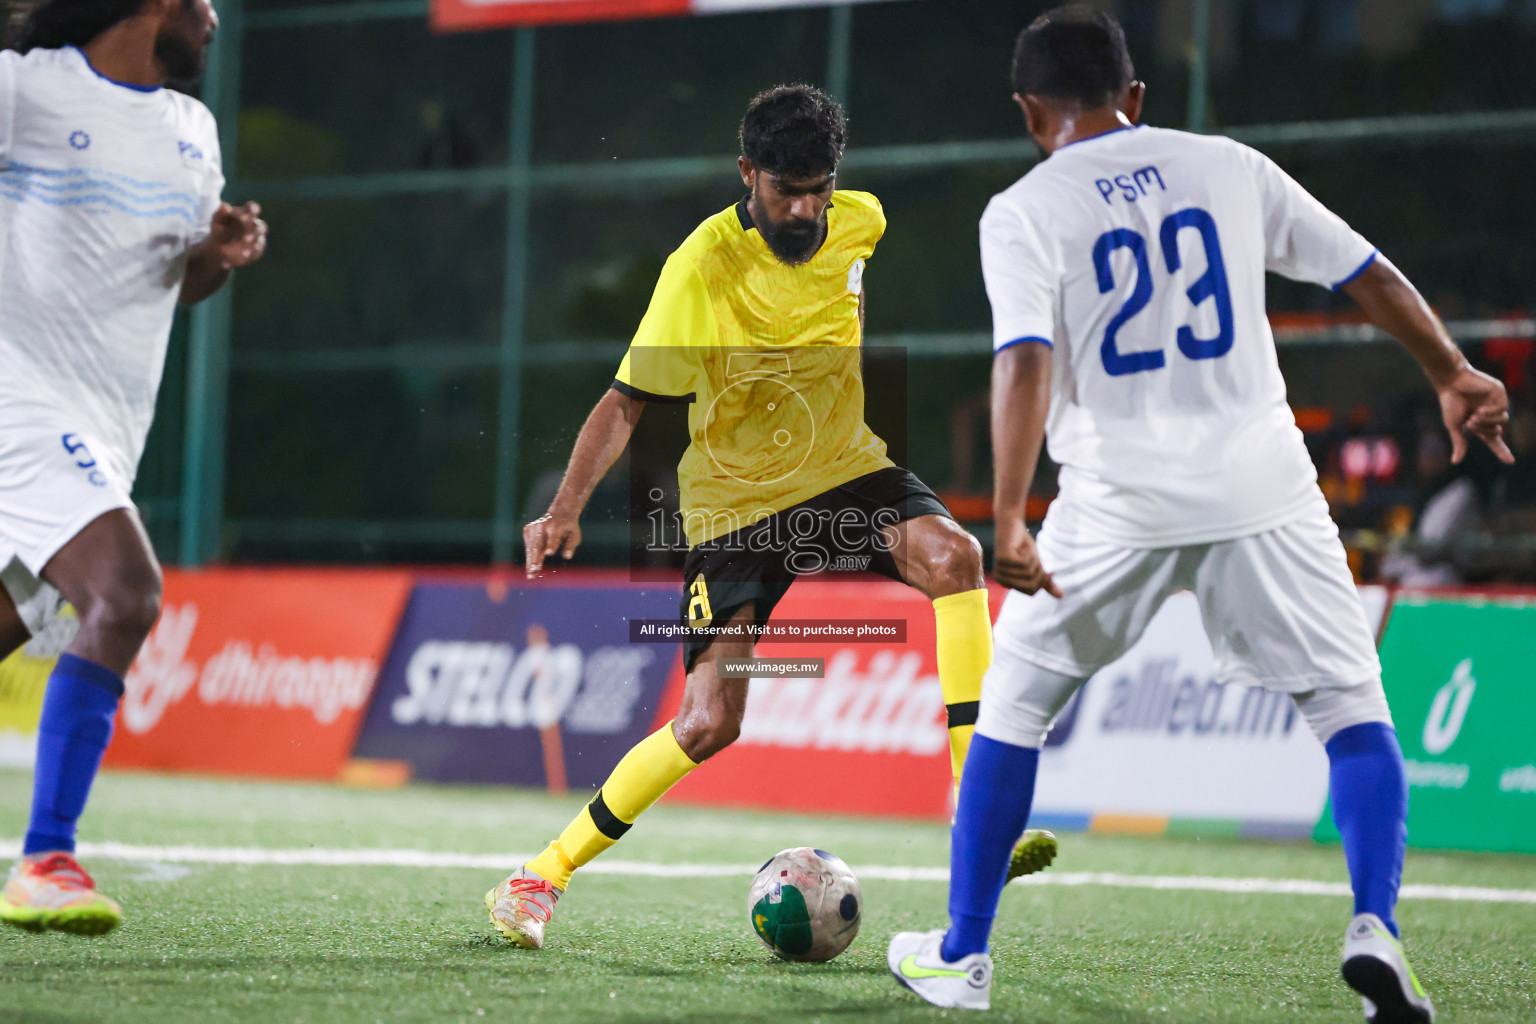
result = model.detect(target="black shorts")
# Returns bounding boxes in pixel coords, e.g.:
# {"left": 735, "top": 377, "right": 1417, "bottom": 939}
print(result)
{"left": 678, "top": 467, "right": 950, "bottom": 672}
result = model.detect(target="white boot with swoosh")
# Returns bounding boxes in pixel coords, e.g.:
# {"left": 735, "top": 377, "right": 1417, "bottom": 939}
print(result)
{"left": 888, "top": 928, "right": 992, "bottom": 1010}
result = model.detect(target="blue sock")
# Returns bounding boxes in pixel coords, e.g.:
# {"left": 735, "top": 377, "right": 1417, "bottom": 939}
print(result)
{"left": 942, "top": 735, "right": 1040, "bottom": 961}
{"left": 24, "top": 654, "right": 123, "bottom": 856}
{"left": 1326, "top": 721, "right": 1408, "bottom": 938}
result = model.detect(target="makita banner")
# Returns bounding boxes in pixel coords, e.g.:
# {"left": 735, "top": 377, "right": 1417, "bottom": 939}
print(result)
{"left": 352, "top": 580, "right": 681, "bottom": 787}
{"left": 433, "top": 0, "right": 908, "bottom": 35}
{"left": 663, "top": 579, "right": 960, "bottom": 820}
{"left": 105, "top": 569, "right": 413, "bottom": 779}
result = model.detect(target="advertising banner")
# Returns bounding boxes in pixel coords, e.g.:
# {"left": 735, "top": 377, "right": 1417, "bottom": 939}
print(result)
{"left": 1032, "top": 593, "right": 1332, "bottom": 835}
{"left": 0, "top": 652, "right": 43, "bottom": 769}
{"left": 1033, "top": 586, "right": 1391, "bottom": 836}
{"left": 0, "top": 615, "right": 76, "bottom": 769}
{"left": 104, "top": 569, "right": 412, "bottom": 779}
{"left": 662, "top": 579, "right": 959, "bottom": 820}
{"left": 1314, "top": 593, "right": 1536, "bottom": 854}
{"left": 351, "top": 581, "right": 681, "bottom": 788}
{"left": 433, "top": 0, "right": 907, "bottom": 35}
{"left": 662, "top": 582, "right": 1391, "bottom": 828}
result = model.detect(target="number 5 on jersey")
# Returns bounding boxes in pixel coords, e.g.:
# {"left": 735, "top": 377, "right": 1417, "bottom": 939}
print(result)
{"left": 1093, "top": 206, "right": 1233, "bottom": 377}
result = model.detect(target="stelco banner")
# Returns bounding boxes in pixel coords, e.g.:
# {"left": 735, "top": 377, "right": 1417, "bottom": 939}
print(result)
{"left": 351, "top": 581, "right": 681, "bottom": 788}
{"left": 105, "top": 569, "right": 413, "bottom": 779}
{"left": 1314, "top": 593, "right": 1536, "bottom": 855}
{"left": 664, "top": 579, "right": 958, "bottom": 820}
{"left": 433, "top": 0, "right": 908, "bottom": 35}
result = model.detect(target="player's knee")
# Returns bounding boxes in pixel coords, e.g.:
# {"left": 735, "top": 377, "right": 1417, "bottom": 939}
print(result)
{"left": 929, "top": 529, "right": 985, "bottom": 594}
{"left": 675, "top": 708, "right": 741, "bottom": 762}
{"left": 102, "top": 586, "right": 161, "bottom": 643}
{"left": 77, "top": 571, "right": 163, "bottom": 646}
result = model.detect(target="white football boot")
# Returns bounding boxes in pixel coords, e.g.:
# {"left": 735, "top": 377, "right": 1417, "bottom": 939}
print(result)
{"left": 1341, "top": 913, "right": 1435, "bottom": 1024}
{"left": 484, "top": 866, "right": 560, "bottom": 949}
{"left": 888, "top": 928, "right": 992, "bottom": 1010}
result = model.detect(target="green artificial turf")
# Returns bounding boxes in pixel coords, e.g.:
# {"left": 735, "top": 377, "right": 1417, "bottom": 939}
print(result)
{"left": 1, "top": 770, "right": 1533, "bottom": 1024}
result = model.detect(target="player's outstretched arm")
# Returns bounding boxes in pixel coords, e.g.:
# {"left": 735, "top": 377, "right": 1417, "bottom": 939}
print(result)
{"left": 1342, "top": 256, "right": 1514, "bottom": 465}
{"left": 182, "top": 202, "right": 269, "bottom": 305}
{"left": 991, "top": 342, "right": 1061, "bottom": 597}
{"left": 523, "top": 388, "right": 646, "bottom": 578}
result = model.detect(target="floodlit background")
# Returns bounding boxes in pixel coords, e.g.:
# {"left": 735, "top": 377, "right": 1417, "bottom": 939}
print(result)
{"left": 2, "top": 4, "right": 1535, "bottom": 1023}
{"left": 39, "top": 0, "right": 1529, "bottom": 580}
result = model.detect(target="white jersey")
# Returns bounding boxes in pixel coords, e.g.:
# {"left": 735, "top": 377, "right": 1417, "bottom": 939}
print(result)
{"left": 0, "top": 45, "right": 224, "bottom": 488}
{"left": 981, "top": 124, "right": 1376, "bottom": 548}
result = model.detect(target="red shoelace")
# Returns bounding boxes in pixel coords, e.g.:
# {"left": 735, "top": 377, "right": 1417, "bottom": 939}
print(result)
{"left": 27, "top": 852, "right": 94, "bottom": 890}
{"left": 502, "top": 877, "right": 556, "bottom": 923}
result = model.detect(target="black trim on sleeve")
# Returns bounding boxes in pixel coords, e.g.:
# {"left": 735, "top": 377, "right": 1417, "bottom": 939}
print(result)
{"left": 586, "top": 790, "right": 633, "bottom": 840}
{"left": 945, "top": 700, "right": 981, "bottom": 728}
{"left": 611, "top": 379, "right": 695, "bottom": 405}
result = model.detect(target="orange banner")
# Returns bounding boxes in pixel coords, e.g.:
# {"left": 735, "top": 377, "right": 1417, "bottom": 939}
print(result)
{"left": 104, "top": 569, "right": 413, "bottom": 780}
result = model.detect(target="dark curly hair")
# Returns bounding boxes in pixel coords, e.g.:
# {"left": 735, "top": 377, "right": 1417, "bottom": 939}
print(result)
{"left": 9, "top": 0, "right": 151, "bottom": 52}
{"left": 1012, "top": 4, "right": 1134, "bottom": 108}
{"left": 739, "top": 84, "right": 847, "bottom": 180}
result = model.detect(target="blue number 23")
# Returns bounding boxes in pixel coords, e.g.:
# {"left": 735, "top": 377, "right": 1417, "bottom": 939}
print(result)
{"left": 1092, "top": 206, "right": 1233, "bottom": 377}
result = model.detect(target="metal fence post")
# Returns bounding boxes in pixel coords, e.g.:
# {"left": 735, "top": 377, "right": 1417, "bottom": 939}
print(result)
{"left": 1186, "top": 0, "right": 1213, "bottom": 133}
{"left": 827, "top": 3, "right": 853, "bottom": 111}
{"left": 180, "top": 0, "right": 244, "bottom": 566}
{"left": 492, "top": 28, "right": 536, "bottom": 565}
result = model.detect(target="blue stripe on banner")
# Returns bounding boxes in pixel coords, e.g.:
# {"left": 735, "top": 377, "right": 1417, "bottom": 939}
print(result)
{"left": 1027, "top": 813, "right": 1316, "bottom": 840}
{"left": 1237, "top": 820, "right": 1318, "bottom": 841}
{"left": 1027, "top": 812, "right": 1094, "bottom": 833}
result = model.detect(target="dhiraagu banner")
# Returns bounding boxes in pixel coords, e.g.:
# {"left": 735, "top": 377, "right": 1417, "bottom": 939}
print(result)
{"left": 1314, "top": 593, "right": 1536, "bottom": 854}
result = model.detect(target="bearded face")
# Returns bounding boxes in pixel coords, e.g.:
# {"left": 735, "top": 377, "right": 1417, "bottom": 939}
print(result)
{"left": 748, "top": 170, "right": 835, "bottom": 268}
{"left": 155, "top": 0, "right": 216, "bottom": 84}
{"left": 754, "top": 204, "right": 826, "bottom": 266}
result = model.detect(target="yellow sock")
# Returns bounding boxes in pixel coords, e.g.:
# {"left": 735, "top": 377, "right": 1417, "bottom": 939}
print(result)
{"left": 525, "top": 721, "right": 699, "bottom": 889}
{"left": 934, "top": 588, "right": 991, "bottom": 788}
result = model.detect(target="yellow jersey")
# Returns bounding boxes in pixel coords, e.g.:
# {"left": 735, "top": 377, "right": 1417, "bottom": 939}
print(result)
{"left": 614, "top": 190, "right": 895, "bottom": 546}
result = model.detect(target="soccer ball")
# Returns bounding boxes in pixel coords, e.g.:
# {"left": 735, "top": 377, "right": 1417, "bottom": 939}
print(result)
{"left": 747, "top": 847, "right": 862, "bottom": 962}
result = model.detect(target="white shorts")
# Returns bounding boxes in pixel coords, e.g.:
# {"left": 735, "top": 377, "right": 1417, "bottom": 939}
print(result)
{"left": 993, "top": 504, "right": 1382, "bottom": 694}
{"left": 0, "top": 426, "right": 133, "bottom": 636}
{"left": 977, "top": 637, "right": 1394, "bottom": 749}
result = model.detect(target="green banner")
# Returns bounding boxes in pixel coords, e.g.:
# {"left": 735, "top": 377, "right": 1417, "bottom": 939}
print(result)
{"left": 1315, "top": 595, "right": 1536, "bottom": 854}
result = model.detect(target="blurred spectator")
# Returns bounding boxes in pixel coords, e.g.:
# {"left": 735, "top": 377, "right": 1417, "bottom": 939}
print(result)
{"left": 1488, "top": 405, "right": 1536, "bottom": 531}
{"left": 947, "top": 390, "right": 990, "bottom": 495}
{"left": 1380, "top": 432, "right": 1479, "bottom": 585}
